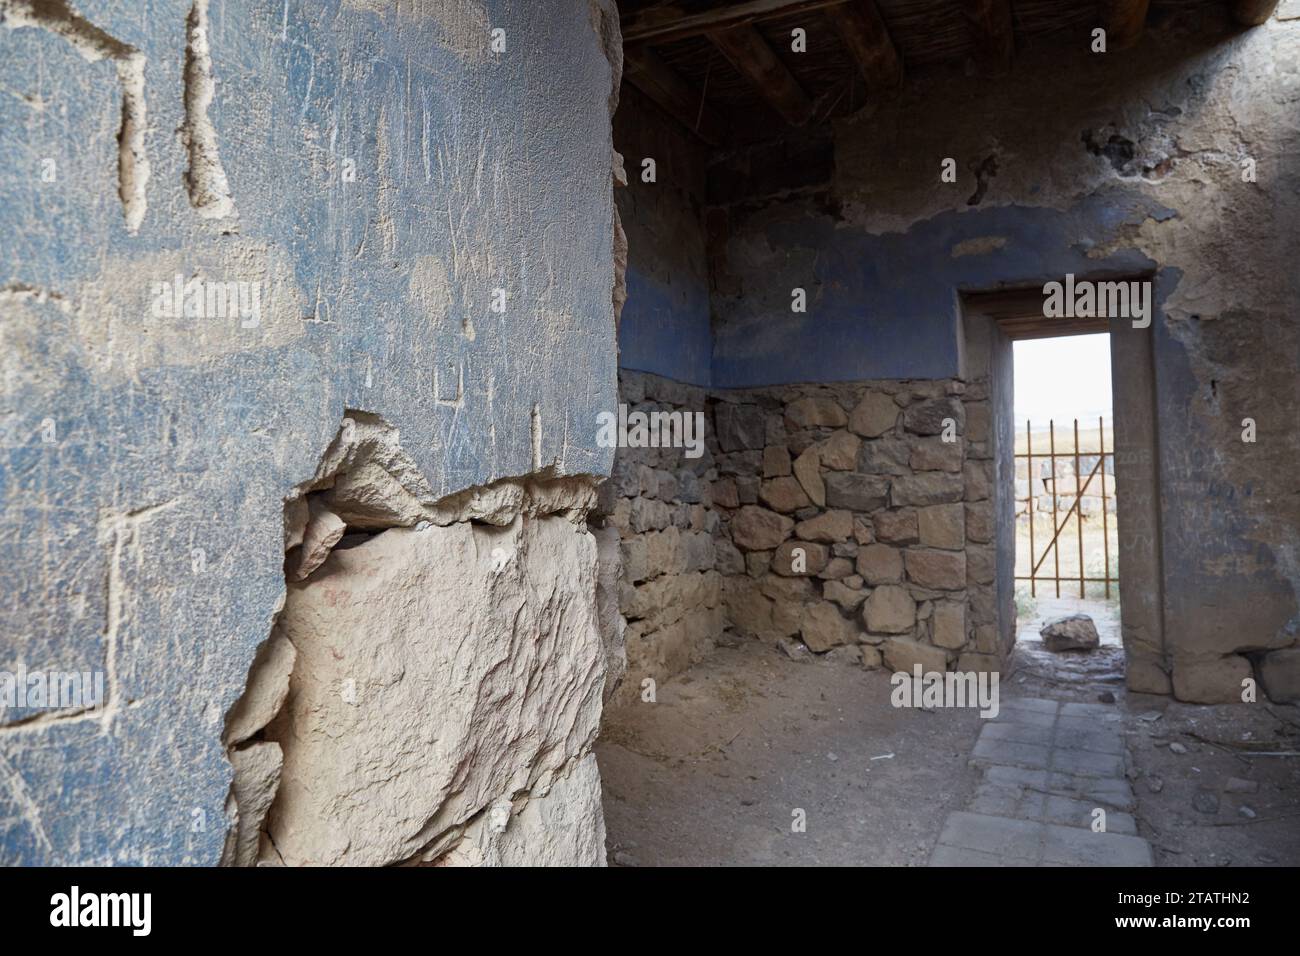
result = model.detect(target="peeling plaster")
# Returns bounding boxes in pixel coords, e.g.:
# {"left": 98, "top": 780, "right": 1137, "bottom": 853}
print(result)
{"left": 0, "top": 0, "right": 619, "bottom": 864}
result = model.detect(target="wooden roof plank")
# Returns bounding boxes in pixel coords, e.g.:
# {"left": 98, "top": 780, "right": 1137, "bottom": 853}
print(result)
{"left": 824, "top": 0, "right": 902, "bottom": 90}
{"left": 624, "top": 45, "right": 731, "bottom": 145}
{"left": 623, "top": 0, "right": 851, "bottom": 45}
{"left": 962, "top": 0, "right": 1015, "bottom": 69}
{"left": 706, "top": 22, "right": 816, "bottom": 125}
{"left": 1099, "top": 0, "right": 1151, "bottom": 49}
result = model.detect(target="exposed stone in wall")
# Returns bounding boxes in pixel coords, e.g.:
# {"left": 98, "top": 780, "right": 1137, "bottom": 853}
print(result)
{"left": 265, "top": 512, "right": 604, "bottom": 866}
{"left": 1257, "top": 646, "right": 1300, "bottom": 704}
{"left": 598, "top": 371, "right": 724, "bottom": 701}
{"left": 711, "top": 378, "right": 1006, "bottom": 672}
{"left": 593, "top": 522, "right": 629, "bottom": 704}
{"left": 427, "top": 752, "right": 606, "bottom": 866}
{"left": 608, "top": 370, "right": 1010, "bottom": 679}
{"left": 221, "top": 413, "right": 609, "bottom": 867}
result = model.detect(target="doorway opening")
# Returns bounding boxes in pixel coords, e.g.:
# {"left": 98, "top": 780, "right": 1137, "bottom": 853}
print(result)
{"left": 1011, "top": 330, "right": 1122, "bottom": 660}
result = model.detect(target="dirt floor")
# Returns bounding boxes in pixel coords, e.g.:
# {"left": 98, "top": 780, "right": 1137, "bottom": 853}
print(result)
{"left": 600, "top": 630, "right": 1300, "bottom": 867}
{"left": 597, "top": 636, "right": 985, "bottom": 866}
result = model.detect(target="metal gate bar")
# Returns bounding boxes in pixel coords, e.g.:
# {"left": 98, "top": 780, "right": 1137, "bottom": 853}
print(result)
{"left": 1015, "top": 416, "right": 1118, "bottom": 598}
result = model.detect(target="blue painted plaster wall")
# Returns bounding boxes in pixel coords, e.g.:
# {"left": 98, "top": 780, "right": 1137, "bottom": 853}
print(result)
{"left": 710, "top": 190, "right": 1170, "bottom": 389}
{"left": 0, "top": 0, "right": 618, "bottom": 864}
{"left": 618, "top": 265, "right": 712, "bottom": 386}
{"left": 612, "top": 82, "right": 713, "bottom": 388}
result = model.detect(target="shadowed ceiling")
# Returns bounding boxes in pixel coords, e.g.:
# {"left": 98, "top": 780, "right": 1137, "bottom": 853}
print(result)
{"left": 617, "top": 0, "right": 1271, "bottom": 145}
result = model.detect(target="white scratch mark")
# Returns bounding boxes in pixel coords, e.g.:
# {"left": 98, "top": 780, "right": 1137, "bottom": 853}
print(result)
{"left": 0, "top": 750, "right": 55, "bottom": 858}
{"left": 433, "top": 363, "right": 464, "bottom": 408}
{"left": 531, "top": 403, "right": 542, "bottom": 471}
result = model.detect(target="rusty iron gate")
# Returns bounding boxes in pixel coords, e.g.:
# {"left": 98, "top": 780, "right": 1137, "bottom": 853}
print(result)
{"left": 1015, "top": 417, "right": 1119, "bottom": 598}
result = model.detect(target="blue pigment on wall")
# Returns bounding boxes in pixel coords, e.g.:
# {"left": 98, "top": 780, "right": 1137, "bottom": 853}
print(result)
{"left": 710, "top": 190, "right": 1173, "bottom": 388}
{"left": 619, "top": 265, "right": 713, "bottom": 386}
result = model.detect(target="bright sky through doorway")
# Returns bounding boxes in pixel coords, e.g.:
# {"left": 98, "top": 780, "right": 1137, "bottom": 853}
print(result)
{"left": 1013, "top": 333, "right": 1113, "bottom": 423}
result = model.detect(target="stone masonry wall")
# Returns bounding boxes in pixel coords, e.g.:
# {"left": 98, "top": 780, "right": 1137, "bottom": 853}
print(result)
{"left": 606, "top": 367, "right": 1010, "bottom": 685}
{"left": 597, "top": 370, "right": 724, "bottom": 704}
{"left": 713, "top": 378, "right": 1007, "bottom": 674}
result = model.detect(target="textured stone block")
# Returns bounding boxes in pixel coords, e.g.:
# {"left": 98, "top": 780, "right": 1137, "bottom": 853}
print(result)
{"left": 801, "top": 601, "right": 858, "bottom": 652}
{"left": 856, "top": 543, "right": 904, "bottom": 584}
{"left": 816, "top": 430, "right": 861, "bottom": 470}
{"left": 932, "top": 600, "right": 967, "bottom": 649}
{"left": 874, "top": 508, "right": 918, "bottom": 544}
{"left": 848, "top": 392, "right": 898, "bottom": 437}
{"left": 715, "top": 403, "right": 767, "bottom": 451}
{"left": 759, "top": 476, "right": 812, "bottom": 513}
{"left": 904, "top": 548, "right": 967, "bottom": 590}
{"left": 910, "top": 437, "right": 963, "bottom": 473}
{"left": 891, "top": 473, "right": 964, "bottom": 507}
{"left": 918, "top": 503, "right": 965, "bottom": 550}
{"left": 771, "top": 540, "right": 829, "bottom": 576}
{"left": 965, "top": 502, "right": 994, "bottom": 544}
{"left": 265, "top": 514, "right": 605, "bottom": 866}
{"left": 825, "top": 472, "right": 890, "bottom": 511}
{"left": 1172, "top": 655, "right": 1254, "bottom": 704}
{"left": 824, "top": 579, "right": 867, "bottom": 610}
{"left": 881, "top": 635, "right": 946, "bottom": 672}
{"left": 730, "top": 505, "right": 794, "bottom": 551}
{"left": 902, "top": 398, "right": 964, "bottom": 436}
{"left": 763, "top": 445, "right": 792, "bottom": 477}
{"left": 794, "top": 509, "right": 853, "bottom": 542}
{"left": 1259, "top": 647, "right": 1300, "bottom": 703}
{"left": 863, "top": 586, "right": 917, "bottom": 634}
{"left": 792, "top": 447, "right": 826, "bottom": 506}
{"left": 785, "top": 396, "right": 847, "bottom": 429}
{"left": 857, "top": 439, "right": 912, "bottom": 475}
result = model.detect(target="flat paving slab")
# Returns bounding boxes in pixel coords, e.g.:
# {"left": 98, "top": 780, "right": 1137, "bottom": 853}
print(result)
{"left": 930, "top": 696, "right": 1153, "bottom": 867}
{"left": 931, "top": 810, "right": 1152, "bottom": 866}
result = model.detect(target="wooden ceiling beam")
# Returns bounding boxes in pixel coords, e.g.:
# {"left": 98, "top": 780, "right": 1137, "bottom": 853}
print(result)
{"left": 1231, "top": 0, "right": 1279, "bottom": 25}
{"left": 1099, "top": 0, "right": 1151, "bottom": 50}
{"left": 706, "top": 22, "right": 815, "bottom": 126}
{"left": 624, "top": 46, "right": 730, "bottom": 146}
{"left": 623, "top": 0, "right": 850, "bottom": 46}
{"left": 824, "top": 0, "right": 902, "bottom": 90}
{"left": 962, "top": 0, "right": 1014, "bottom": 70}
{"left": 995, "top": 315, "right": 1111, "bottom": 340}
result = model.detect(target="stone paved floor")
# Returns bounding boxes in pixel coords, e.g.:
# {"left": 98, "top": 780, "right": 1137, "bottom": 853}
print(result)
{"left": 929, "top": 697, "right": 1154, "bottom": 866}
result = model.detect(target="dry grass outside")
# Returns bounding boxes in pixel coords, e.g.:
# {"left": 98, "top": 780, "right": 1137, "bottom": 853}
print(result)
{"left": 1015, "top": 511, "right": 1119, "bottom": 603}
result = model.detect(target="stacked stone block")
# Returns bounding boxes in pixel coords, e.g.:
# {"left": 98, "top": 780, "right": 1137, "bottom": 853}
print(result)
{"left": 597, "top": 371, "right": 725, "bottom": 701}
{"left": 710, "top": 379, "right": 1002, "bottom": 672}
{"left": 603, "top": 370, "right": 1012, "bottom": 682}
